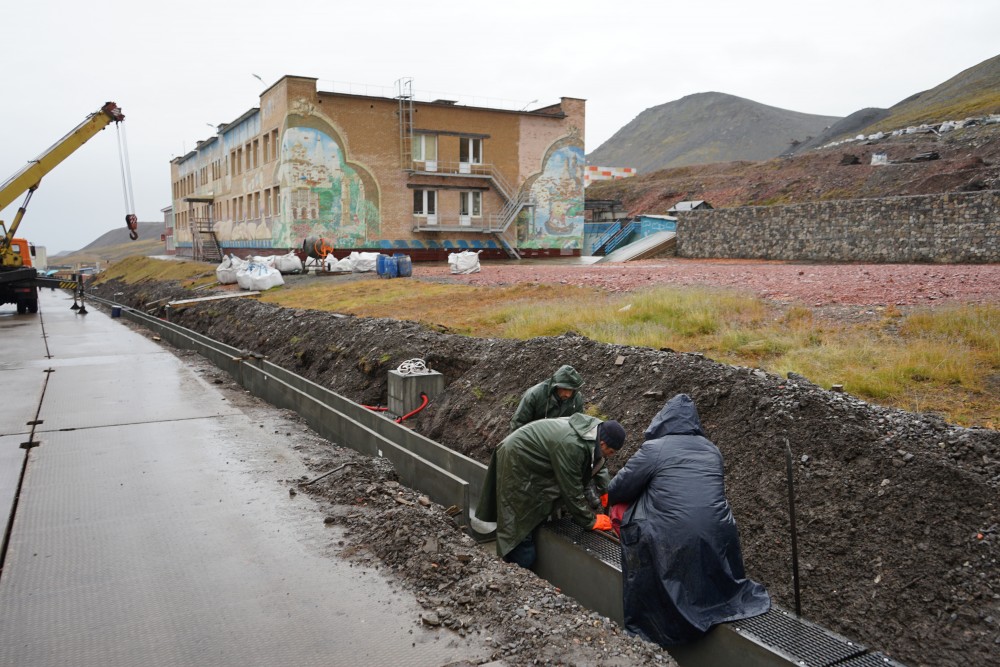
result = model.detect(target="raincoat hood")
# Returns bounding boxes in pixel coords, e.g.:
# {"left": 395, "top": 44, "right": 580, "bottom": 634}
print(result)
{"left": 551, "top": 365, "right": 585, "bottom": 391}
{"left": 643, "top": 393, "right": 706, "bottom": 440}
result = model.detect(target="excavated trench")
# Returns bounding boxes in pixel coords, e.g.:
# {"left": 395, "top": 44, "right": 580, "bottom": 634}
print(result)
{"left": 90, "top": 279, "right": 999, "bottom": 667}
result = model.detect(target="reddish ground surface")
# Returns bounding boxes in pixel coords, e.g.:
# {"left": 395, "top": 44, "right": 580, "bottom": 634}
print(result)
{"left": 420, "top": 258, "right": 1000, "bottom": 307}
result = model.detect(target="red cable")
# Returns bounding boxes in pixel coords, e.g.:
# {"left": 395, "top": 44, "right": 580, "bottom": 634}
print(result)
{"left": 395, "top": 393, "right": 428, "bottom": 424}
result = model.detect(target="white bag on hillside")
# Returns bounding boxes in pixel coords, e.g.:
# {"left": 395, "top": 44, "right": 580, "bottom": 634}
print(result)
{"left": 448, "top": 250, "right": 482, "bottom": 274}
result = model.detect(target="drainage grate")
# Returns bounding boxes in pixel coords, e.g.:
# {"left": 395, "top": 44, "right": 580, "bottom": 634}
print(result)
{"left": 545, "top": 517, "right": 622, "bottom": 567}
{"left": 835, "top": 652, "right": 908, "bottom": 667}
{"left": 731, "top": 607, "right": 867, "bottom": 666}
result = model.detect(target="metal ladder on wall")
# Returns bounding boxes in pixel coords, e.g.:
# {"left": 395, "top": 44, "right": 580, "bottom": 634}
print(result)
{"left": 396, "top": 78, "right": 414, "bottom": 169}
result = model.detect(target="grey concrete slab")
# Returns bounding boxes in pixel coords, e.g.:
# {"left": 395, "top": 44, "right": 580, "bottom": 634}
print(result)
{"left": 0, "top": 367, "right": 43, "bottom": 437}
{"left": 0, "top": 291, "right": 489, "bottom": 667}
{"left": 0, "top": 305, "right": 48, "bottom": 435}
{"left": 37, "top": 353, "right": 243, "bottom": 431}
{"left": 0, "top": 435, "right": 26, "bottom": 547}
{"left": 37, "top": 289, "right": 165, "bottom": 360}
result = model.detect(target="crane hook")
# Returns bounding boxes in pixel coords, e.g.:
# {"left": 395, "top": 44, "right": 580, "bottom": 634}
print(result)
{"left": 125, "top": 213, "right": 138, "bottom": 240}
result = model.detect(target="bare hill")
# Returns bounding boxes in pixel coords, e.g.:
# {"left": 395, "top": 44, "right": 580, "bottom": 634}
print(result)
{"left": 75, "top": 221, "right": 163, "bottom": 252}
{"left": 587, "top": 92, "right": 841, "bottom": 172}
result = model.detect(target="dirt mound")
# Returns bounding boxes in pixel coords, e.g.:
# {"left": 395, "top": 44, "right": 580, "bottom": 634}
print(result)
{"left": 94, "top": 278, "right": 999, "bottom": 667}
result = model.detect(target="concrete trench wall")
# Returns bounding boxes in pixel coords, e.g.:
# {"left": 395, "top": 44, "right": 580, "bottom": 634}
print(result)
{"left": 676, "top": 189, "right": 1000, "bottom": 262}
{"left": 108, "top": 300, "right": 908, "bottom": 667}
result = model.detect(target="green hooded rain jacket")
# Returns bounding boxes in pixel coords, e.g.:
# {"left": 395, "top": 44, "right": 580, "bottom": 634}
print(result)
{"left": 509, "top": 364, "right": 585, "bottom": 433}
{"left": 476, "top": 413, "right": 611, "bottom": 557}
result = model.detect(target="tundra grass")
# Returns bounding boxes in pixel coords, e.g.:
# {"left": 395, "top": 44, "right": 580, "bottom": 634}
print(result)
{"left": 105, "top": 259, "right": 998, "bottom": 427}
{"left": 265, "top": 278, "right": 997, "bottom": 427}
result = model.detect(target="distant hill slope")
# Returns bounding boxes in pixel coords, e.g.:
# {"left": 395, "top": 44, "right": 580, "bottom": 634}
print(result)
{"left": 791, "top": 53, "right": 1000, "bottom": 153}
{"left": 50, "top": 222, "right": 165, "bottom": 267}
{"left": 587, "top": 92, "right": 841, "bottom": 173}
{"left": 866, "top": 53, "right": 1000, "bottom": 133}
{"left": 76, "top": 222, "right": 163, "bottom": 252}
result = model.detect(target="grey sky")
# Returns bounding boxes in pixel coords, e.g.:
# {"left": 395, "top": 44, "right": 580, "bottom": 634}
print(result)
{"left": 2, "top": 0, "right": 997, "bottom": 254}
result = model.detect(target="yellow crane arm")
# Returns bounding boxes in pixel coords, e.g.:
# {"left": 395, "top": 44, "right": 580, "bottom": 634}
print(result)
{"left": 0, "top": 102, "right": 124, "bottom": 213}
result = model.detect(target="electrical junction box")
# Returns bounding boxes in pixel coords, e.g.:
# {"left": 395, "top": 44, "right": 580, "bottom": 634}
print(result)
{"left": 388, "top": 368, "right": 444, "bottom": 417}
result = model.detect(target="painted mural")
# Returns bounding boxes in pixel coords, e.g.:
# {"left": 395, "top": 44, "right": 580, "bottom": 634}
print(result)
{"left": 516, "top": 142, "right": 585, "bottom": 249}
{"left": 272, "top": 121, "right": 380, "bottom": 249}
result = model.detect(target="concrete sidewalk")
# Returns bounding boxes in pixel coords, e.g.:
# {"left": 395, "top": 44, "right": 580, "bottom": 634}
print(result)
{"left": 0, "top": 290, "right": 488, "bottom": 666}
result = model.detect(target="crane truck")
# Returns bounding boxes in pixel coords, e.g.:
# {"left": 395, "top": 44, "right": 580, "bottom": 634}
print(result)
{"left": 0, "top": 101, "right": 137, "bottom": 314}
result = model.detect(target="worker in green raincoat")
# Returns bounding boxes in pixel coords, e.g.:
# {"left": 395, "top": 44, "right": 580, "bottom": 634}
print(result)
{"left": 475, "top": 413, "right": 626, "bottom": 568}
{"left": 509, "top": 365, "right": 586, "bottom": 433}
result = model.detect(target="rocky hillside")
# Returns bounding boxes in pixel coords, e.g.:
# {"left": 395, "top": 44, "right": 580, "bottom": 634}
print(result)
{"left": 587, "top": 92, "right": 840, "bottom": 173}
{"left": 587, "top": 53, "right": 1000, "bottom": 189}
{"left": 587, "top": 116, "right": 1000, "bottom": 215}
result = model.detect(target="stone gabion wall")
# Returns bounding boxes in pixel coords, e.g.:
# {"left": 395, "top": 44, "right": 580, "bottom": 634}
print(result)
{"left": 676, "top": 190, "right": 1000, "bottom": 263}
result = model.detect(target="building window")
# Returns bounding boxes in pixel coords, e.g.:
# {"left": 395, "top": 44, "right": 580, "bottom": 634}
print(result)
{"left": 412, "top": 189, "right": 437, "bottom": 215}
{"left": 460, "top": 137, "right": 482, "bottom": 165}
{"left": 272, "top": 186, "right": 280, "bottom": 217}
{"left": 263, "top": 134, "right": 270, "bottom": 163}
{"left": 460, "top": 191, "right": 481, "bottom": 217}
{"left": 412, "top": 134, "right": 437, "bottom": 162}
{"left": 272, "top": 130, "right": 280, "bottom": 160}
{"left": 253, "top": 139, "right": 260, "bottom": 169}
{"left": 245, "top": 143, "right": 252, "bottom": 171}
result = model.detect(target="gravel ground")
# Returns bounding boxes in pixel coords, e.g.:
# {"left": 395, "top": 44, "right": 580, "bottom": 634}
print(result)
{"left": 419, "top": 258, "right": 1000, "bottom": 307}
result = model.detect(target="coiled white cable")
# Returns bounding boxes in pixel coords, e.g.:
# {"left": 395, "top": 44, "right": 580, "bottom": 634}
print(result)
{"left": 397, "top": 358, "right": 428, "bottom": 375}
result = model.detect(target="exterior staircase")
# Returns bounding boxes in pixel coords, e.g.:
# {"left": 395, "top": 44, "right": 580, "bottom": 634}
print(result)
{"left": 194, "top": 219, "right": 223, "bottom": 264}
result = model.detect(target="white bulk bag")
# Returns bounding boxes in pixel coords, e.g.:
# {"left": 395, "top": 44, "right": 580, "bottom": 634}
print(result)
{"left": 349, "top": 251, "right": 379, "bottom": 273}
{"left": 274, "top": 251, "right": 303, "bottom": 274}
{"left": 448, "top": 250, "right": 482, "bottom": 274}
{"left": 216, "top": 256, "right": 238, "bottom": 284}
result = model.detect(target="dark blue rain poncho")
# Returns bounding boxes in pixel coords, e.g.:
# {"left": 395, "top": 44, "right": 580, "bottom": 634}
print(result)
{"left": 607, "top": 394, "right": 770, "bottom": 646}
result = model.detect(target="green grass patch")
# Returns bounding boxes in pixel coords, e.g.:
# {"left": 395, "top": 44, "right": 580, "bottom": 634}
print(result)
{"left": 96, "top": 256, "right": 215, "bottom": 286}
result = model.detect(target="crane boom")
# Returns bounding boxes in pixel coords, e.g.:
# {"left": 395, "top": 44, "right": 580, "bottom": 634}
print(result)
{"left": 1, "top": 101, "right": 131, "bottom": 315}
{"left": 0, "top": 102, "right": 124, "bottom": 212}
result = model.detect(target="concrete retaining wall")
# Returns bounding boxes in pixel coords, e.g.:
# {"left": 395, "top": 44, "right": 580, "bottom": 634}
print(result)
{"left": 676, "top": 190, "right": 1000, "bottom": 262}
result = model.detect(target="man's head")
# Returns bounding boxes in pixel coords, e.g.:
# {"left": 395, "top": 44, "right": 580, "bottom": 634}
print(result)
{"left": 551, "top": 365, "right": 584, "bottom": 403}
{"left": 554, "top": 386, "right": 575, "bottom": 401}
{"left": 597, "top": 420, "right": 626, "bottom": 458}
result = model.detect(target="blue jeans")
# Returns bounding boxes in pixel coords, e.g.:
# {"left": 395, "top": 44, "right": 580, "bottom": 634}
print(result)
{"left": 503, "top": 531, "right": 536, "bottom": 569}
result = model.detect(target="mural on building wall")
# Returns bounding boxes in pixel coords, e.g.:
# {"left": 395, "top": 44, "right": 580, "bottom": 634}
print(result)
{"left": 272, "top": 104, "right": 380, "bottom": 249}
{"left": 516, "top": 138, "right": 585, "bottom": 249}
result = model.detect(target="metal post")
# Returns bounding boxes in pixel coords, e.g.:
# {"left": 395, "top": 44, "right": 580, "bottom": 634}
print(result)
{"left": 784, "top": 438, "right": 801, "bottom": 616}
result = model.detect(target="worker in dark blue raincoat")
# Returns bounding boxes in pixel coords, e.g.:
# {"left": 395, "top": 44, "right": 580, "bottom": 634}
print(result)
{"left": 607, "top": 393, "right": 770, "bottom": 646}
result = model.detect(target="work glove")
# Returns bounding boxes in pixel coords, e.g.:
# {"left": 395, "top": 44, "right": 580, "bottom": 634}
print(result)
{"left": 592, "top": 514, "right": 612, "bottom": 531}
{"left": 600, "top": 493, "right": 609, "bottom": 509}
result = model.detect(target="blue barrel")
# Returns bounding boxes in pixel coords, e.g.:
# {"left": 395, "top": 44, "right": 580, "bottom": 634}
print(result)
{"left": 394, "top": 254, "right": 412, "bottom": 278}
{"left": 385, "top": 256, "right": 399, "bottom": 279}
{"left": 376, "top": 253, "right": 389, "bottom": 278}
{"left": 111, "top": 306, "right": 122, "bottom": 318}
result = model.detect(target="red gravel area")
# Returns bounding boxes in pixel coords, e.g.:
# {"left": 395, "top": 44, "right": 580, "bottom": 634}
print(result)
{"left": 419, "top": 258, "right": 1000, "bottom": 307}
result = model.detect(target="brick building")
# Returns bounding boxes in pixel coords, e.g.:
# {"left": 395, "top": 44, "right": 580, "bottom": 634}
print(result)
{"left": 169, "top": 76, "right": 586, "bottom": 261}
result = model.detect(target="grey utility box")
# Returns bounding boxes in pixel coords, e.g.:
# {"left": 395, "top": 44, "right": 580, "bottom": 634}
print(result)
{"left": 388, "top": 369, "right": 444, "bottom": 417}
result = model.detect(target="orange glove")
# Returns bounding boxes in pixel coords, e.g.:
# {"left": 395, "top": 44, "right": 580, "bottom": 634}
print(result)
{"left": 600, "top": 493, "right": 609, "bottom": 508}
{"left": 592, "top": 514, "right": 612, "bottom": 531}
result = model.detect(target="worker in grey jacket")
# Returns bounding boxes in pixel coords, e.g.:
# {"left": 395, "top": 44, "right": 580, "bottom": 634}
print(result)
{"left": 509, "top": 364, "right": 585, "bottom": 433}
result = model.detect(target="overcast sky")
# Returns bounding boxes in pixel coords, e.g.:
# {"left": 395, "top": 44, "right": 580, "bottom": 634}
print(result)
{"left": 2, "top": 0, "right": 997, "bottom": 254}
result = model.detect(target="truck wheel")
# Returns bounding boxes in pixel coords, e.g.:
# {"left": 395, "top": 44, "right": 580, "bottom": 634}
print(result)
{"left": 16, "top": 301, "right": 27, "bottom": 315}
{"left": 27, "top": 299, "right": 38, "bottom": 314}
